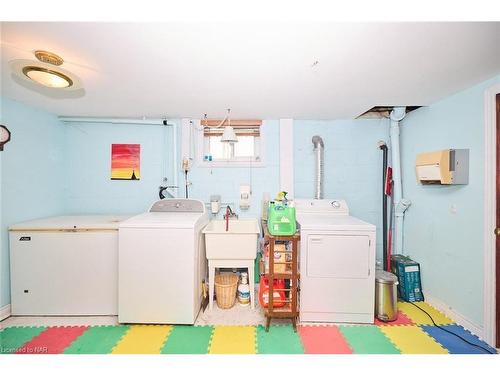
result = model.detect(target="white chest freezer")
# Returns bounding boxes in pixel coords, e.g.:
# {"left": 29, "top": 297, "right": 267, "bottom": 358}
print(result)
{"left": 9, "top": 215, "right": 130, "bottom": 315}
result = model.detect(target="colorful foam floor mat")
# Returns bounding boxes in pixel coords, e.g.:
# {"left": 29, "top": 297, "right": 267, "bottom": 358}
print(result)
{"left": 1, "top": 302, "right": 496, "bottom": 355}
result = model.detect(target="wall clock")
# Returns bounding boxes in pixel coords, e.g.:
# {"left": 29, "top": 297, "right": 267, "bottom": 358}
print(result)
{"left": 0, "top": 125, "right": 11, "bottom": 151}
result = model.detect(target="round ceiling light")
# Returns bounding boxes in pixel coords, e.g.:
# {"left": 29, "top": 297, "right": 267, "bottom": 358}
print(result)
{"left": 22, "top": 66, "right": 73, "bottom": 88}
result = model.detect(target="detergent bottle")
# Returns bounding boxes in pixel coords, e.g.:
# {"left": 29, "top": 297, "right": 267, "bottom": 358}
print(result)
{"left": 258, "top": 276, "right": 286, "bottom": 308}
{"left": 267, "top": 193, "right": 296, "bottom": 236}
{"left": 237, "top": 272, "right": 250, "bottom": 306}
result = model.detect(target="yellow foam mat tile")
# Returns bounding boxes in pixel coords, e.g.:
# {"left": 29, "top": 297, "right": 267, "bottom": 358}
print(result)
{"left": 208, "top": 326, "right": 256, "bottom": 354}
{"left": 397, "top": 302, "right": 454, "bottom": 325}
{"left": 111, "top": 325, "right": 172, "bottom": 354}
{"left": 379, "top": 326, "right": 448, "bottom": 354}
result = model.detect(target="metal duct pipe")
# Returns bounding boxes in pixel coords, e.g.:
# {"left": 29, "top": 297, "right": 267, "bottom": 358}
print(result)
{"left": 172, "top": 121, "right": 179, "bottom": 197}
{"left": 312, "top": 135, "right": 324, "bottom": 199}
{"left": 389, "top": 107, "right": 411, "bottom": 254}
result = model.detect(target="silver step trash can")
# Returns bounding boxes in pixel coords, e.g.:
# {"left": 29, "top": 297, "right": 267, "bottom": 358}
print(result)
{"left": 375, "top": 270, "right": 399, "bottom": 322}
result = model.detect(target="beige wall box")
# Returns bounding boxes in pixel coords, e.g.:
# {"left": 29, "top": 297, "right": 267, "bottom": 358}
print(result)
{"left": 415, "top": 149, "right": 469, "bottom": 185}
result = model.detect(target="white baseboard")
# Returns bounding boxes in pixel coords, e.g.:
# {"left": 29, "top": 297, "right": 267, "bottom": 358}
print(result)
{"left": 0, "top": 304, "right": 11, "bottom": 322}
{"left": 424, "top": 294, "right": 484, "bottom": 340}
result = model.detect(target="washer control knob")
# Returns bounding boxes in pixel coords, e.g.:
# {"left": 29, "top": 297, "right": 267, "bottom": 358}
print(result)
{"left": 175, "top": 202, "right": 181, "bottom": 208}
{"left": 331, "top": 200, "right": 341, "bottom": 208}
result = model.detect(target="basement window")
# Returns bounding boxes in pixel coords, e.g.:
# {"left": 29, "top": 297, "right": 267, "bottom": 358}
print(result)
{"left": 200, "top": 119, "right": 263, "bottom": 167}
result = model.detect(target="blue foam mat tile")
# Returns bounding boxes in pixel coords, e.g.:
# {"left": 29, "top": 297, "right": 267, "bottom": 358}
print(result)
{"left": 420, "top": 324, "right": 496, "bottom": 354}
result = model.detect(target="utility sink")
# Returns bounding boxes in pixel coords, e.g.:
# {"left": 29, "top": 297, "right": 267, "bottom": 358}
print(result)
{"left": 202, "top": 219, "right": 260, "bottom": 260}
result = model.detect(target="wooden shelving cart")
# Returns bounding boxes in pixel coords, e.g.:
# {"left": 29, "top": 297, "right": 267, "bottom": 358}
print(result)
{"left": 261, "top": 223, "right": 300, "bottom": 331}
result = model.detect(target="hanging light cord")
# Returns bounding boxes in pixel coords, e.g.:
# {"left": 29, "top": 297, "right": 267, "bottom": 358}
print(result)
{"left": 190, "top": 108, "right": 233, "bottom": 133}
{"left": 200, "top": 109, "right": 231, "bottom": 130}
{"left": 408, "top": 297, "right": 496, "bottom": 354}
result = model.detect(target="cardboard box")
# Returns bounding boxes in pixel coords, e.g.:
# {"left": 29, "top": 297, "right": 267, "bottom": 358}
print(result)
{"left": 391, "top": 254, "right": 424, "bottom": 302}
{"left": 263, "top": 243, "right": 287, "bottom": 273}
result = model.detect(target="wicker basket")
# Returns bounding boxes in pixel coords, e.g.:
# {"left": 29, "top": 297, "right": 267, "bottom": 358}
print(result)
{"left": 214, "top": 273, "right": 238, "bottom": 309}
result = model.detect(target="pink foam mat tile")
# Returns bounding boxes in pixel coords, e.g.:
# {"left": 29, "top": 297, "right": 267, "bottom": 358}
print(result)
{"left": 16, "top": 326, "right": 88, "bottom": 354}
{"left": 375, "top": 311, "right": 414, "bottom": 326}
{"left": 298, "top": 325, "right": 352, "bottom": 354}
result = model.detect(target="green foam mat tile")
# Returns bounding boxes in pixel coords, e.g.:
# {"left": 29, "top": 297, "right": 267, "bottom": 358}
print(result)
{"left": 256, "top": 325, "right": 304, "bottom": 354}
{"left": 64, "top": 325, "right": 130, "bottom": 354}
{"left": 339, "top": 325, "right": 400, "bottom": 354}
{"left": 0, "top": 326, "right": 47, "bottom": 354}
{"left": 161, "top": 325, "right": 213, "bottom": 354}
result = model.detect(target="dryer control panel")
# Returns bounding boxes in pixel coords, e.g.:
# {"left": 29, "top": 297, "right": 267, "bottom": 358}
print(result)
{"left": 294, "top": 199, "right": 349, "bottom": 215}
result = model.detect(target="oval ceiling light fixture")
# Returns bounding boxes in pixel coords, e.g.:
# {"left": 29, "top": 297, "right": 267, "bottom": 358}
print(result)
{"left": 22, "top": 50, "right": 72, "bottom": 88}
{"left": 9, "top": 49, "right": 83, "bottom": 92}
{"left": 22, "top": 66, "right": 73, "bottom": 88}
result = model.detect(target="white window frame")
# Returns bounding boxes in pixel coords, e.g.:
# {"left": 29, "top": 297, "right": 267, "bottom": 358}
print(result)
{"left": 195, "top": 120, "right": 266, "bottom": 168}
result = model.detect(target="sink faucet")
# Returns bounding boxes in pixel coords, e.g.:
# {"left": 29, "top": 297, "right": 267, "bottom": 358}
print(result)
{"left": 223, "top": 205, "right": 238, "bottom": 231}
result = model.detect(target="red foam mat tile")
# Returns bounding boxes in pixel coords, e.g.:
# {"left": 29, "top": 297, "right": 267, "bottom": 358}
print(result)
{"left": 375, "top": 311, "right": 414, "bottom": 326}
{"left": 17, "top": 326, "right": 88, "bottom": 354}
{"left": 298, "top": 326, "right": 352, "bottom": 354}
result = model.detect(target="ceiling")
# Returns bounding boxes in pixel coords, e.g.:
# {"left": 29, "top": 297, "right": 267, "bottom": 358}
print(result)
{"left": 1, "top": 22, "right": 499, "bottom": 119}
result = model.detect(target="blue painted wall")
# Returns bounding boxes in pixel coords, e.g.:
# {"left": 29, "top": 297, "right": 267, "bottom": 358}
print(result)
{"left": 63, "top": 119, "right": 280, "bottom": 219}
{"left": 401, "top": 75, "right": 500, "bottom": 327}
{"left": 64, "top": 121, "right": 177, "bottom": 214}
{"left": 0, "top": 109, "right": 3, "bottom": 311}
{"left": 294, "top": 119, "right": 389, "bottom": 260}
{"left": 0, "top": 97, "right": 66, "bottom": 308}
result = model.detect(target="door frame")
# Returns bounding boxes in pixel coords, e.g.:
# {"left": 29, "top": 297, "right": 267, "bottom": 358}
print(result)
{"left": 484, "top": 82, "right": 500, "bottom": 347}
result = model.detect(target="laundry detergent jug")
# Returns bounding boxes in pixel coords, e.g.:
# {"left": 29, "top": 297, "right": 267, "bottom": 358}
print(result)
{"left": 267, "top": 203, "right": 297, "bottom": 236}
{"left": 258, "top": 277, "right": 286, "bottom": 308}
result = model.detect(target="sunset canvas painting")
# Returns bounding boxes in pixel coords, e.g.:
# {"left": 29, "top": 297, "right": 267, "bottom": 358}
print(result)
{"left": 111, "top": 144, "right": 140, "bottom": 180}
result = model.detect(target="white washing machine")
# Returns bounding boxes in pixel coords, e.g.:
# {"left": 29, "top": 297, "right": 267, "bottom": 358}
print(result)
{"left": 118, "top": 199, "right": 209, "bottom": 324}
{"left": 296, "top": 199, "right": 376, "bottom": 324}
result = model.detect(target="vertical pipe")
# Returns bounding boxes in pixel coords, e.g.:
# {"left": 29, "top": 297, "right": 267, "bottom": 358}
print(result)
{"left": 378, "top": 141, "right": 388, "bottom": 269}
{"left": 389, "top": 107, "right": 411, "bottom": 254}
{"left": 172, "top": 121, "right": 178, "bottom": 198}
